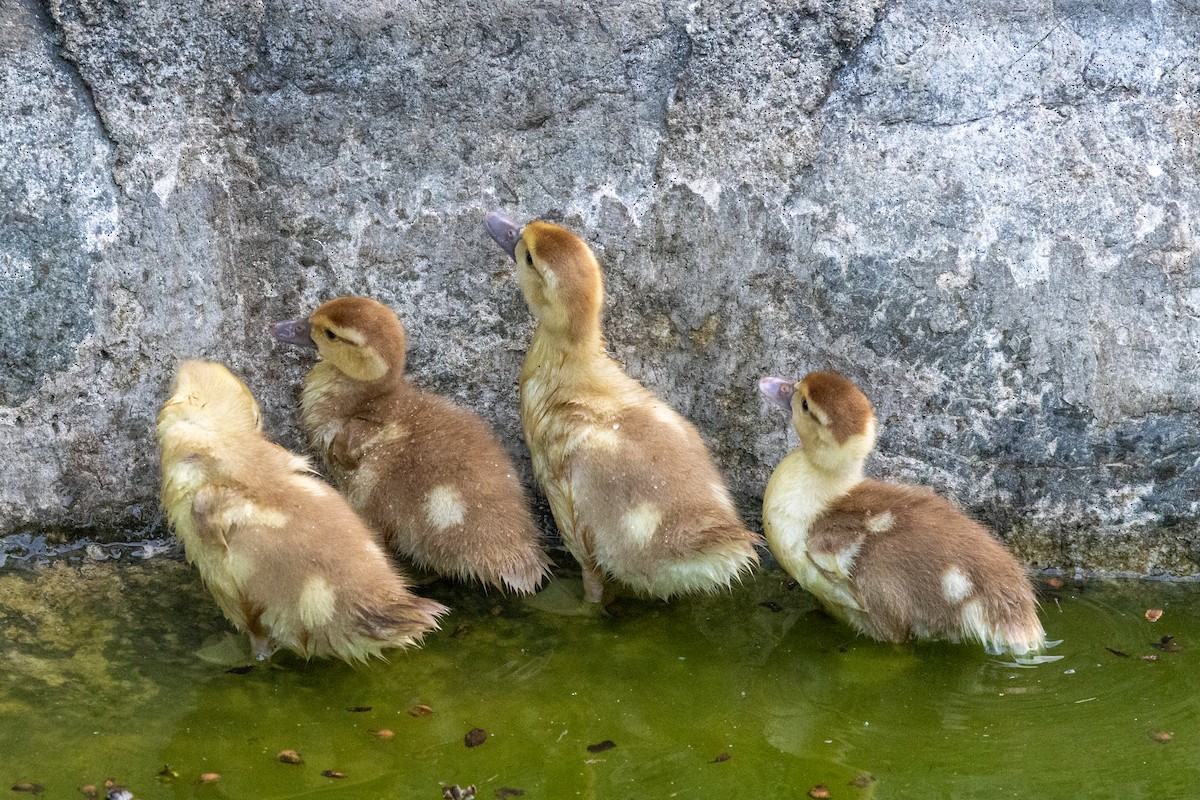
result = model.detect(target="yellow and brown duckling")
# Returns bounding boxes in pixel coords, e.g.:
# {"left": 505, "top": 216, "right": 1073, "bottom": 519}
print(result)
{"left": 485, "top": 211, "right": 761, "bottom": 604}
{"left": 157, "top": 360, "right": 447, "bottom": 663}
{"left": 272, "top": 296, "right": 550, "bottom": 594}
{"left": 759, "top": 371, "right": 1050, "bottom": 656}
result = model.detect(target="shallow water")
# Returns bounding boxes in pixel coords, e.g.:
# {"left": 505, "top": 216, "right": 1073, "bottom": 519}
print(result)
{"left": 1, "top": 555, "right": 1197, "bottom": 799}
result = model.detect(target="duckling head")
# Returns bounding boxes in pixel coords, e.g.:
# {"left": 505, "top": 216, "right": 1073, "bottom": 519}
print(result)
{"left": 273, "top": 296, "right": 406, "bottom": 383}
{"left": 160, "top": 360, "right": 263, "bottom": 434}
{"left": 485, "top": 211, "right": 603, "bottom": 343}
{"left": 759, "top": 371, "right": 876, "bottom": 475}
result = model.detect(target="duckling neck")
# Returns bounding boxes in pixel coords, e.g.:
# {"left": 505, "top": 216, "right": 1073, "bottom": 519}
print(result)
{"left": 523, "top": 324, "right": 607, "bottom": 379}
{"left": 763, "top": 448, "right": 864, "bottom": 557}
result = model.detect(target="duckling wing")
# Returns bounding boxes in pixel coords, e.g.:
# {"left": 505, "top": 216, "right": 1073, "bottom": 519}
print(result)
{"left": 327, "top": 414, "right": 388, "bottom": 471}
{"left": 189, "top": 484, "right": 246, "bottom": 554}
{"left": 806, "top": 514, "right": 870, "bottom": 612}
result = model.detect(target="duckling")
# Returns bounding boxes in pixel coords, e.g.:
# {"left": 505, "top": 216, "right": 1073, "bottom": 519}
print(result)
{"left": 157, "top": 360, "right": 447, "bottom": 663}
{"left": 484, "top": 211, "right": 760, "bottom": 604}
{"left": 272, "top": 297, "right": 550, "bottom": 594}
{"left": 759, "top": 371, "right": 1048, "bottom": 655}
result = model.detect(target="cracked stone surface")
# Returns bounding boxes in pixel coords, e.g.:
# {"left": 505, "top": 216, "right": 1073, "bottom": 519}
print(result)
{"left": 1, "top": 0, "right": 1197, "bottom": 575}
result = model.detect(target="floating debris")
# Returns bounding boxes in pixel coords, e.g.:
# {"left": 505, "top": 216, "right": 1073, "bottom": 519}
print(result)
{"left": 711, "top": 752, "right": 731, "bottom": 763}
{"left": 103, "top": 778, "right": 133, "bottom": 800}
{"left": 346, "top": 706, "right": 372, "bottom": 713}
{"left": 156, "top": 765, "right": 179, "bottom": 782}
{"left": 1149, "top": 730, "right": 1174, "bottom": 743}
{"left": 808, "top": 785, "right": 831, "bottom": 799}
{"left": 758, "top": 601, "right": 783, "bottom": 613}
{"left": 450, "top": 623, "right": 472, "bottom": 637}
{"left": 464, "top": 728, "right": 488, "bottom": 748}
{"left": 198, "top": 774, "right": 220, "bottom": 784}
{"left": 1046, "top": 577, "right": 1064, "bottom": 589}
{"left": 1145, "top": 609, "right": 1164, "bottom": 623}
{"left": 1141, "top": 654, "right": 1160, "bottom": 662}
{"left": 442, "top": 785, "right": 476, "bottom": 800}
{"left": 321, "top": 770, "right": 347, "bottom": 779}
{"left": 371, "top": 728, "right": 396, "bottom": 740}
{"left": 850, "top": 774, "right": 876, "bottom": 788}
{"left": 785, "top": 580, "right": 799, "bottom": 591}
{"left": 1105, "top": 647, "right": 1130, "bottom": 658}
{"left": 277, "top": 749, "right": 304, "bottom": 764}
{"left": 495, "top": 789, "right": 525, "bottom": 799}
{"left": 490, "top": 604, "right": 503, "bottom": 616}
{"left": 409, "top": 704, "right": 434, "bottom": 717}
{"left": 586, "top": 740, "right": 616, "bottom": 754}
{"left": 78, "top": 786, "right": 98, "bottom": 799}
{"left": 1152, "top": 636, "right": 1181, "bottom": 653}
{"left": 11, "top": 783, "right": 43, "bottom": 794}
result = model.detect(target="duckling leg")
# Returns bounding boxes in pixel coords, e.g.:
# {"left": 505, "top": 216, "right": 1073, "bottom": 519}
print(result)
{"left": 249, "top": 632, "right": 276, "bottom": 661}
{"left": 581, "top": 564, "right": 605, "bottom": 604}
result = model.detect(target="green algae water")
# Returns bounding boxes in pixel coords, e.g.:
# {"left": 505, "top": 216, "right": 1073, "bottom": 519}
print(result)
{"left": 2, "top": 554, "right": 1199, "bottom": 799}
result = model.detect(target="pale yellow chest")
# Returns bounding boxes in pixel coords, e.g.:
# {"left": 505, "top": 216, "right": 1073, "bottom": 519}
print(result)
{"left": 300, "top": 364, "right": 346, "bottom": 454}
{"left": 763, "top": 450, "right": 863, "bottom": 614}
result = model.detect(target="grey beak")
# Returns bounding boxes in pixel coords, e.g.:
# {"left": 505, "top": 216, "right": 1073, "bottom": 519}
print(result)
{"left": 484, "top": 210, "right": 522, "bottom": 261}
{"left": 758, "top": 377, "right": 796, "bottom": 413}
{"left": 271, "top": 318, "right": 316, "bottom": 349}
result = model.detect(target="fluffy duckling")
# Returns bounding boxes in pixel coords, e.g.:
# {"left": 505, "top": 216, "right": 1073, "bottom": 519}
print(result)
{"left": 157, "top": 360, "right": 447, "bottom": 663}
{"left": 485, "top": 211, "right": 761, "bottom": 604}
{"left": 759, "top": 371, "right": 1048, "bottom": 655}
{"left": 272, "top": 297, "right": 550, "bottom": 594}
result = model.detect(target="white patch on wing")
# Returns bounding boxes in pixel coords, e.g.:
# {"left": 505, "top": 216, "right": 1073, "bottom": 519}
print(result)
{"left": 369, "top": 421, "right": 409, "bottom": 447}
{"left": 423, "top": 485, "right": 467, "bottom": 530}
{"left": 297, "top": 576, "right": 338, "bottom": 627}
{"left": 349, "top": 466, "right": 379, "bottom": 508}
{"left": 865, "top": 510, "right": 894, "bottom": 533}
{"left": 291, "top": 475, "right": 332, "bottom": 498}
{"left": 942, "top": 566, "right": 974, "bottom": 603}
{"left": 809, "top": 533, "right": 864, "bottom": 580}
{"left": 836, "top": 536, "right": 864, "bottom": 576}
{"left": 573, "top": 425, "right": 621, "bottom": 452}
{"left": 711, "top": 482, "right": 736, "bottom": 514}
{"left": 621, "top": 502, "right": 662, "bottom": 546}
{"left": 287, "top": 453, "right": 314, "bottom": 474}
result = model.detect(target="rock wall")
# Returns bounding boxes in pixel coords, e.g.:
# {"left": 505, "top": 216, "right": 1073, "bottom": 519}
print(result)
{"left": 2, "top": 0, "right": 1197, "bottom": 574}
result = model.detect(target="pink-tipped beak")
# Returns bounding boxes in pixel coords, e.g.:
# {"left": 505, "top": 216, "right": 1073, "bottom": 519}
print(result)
{"left": 271, "top": 318, "right": 316, "bottom": 349}
{"left": 758, "top": 377, "right": 796, "bottom": 412}
{"left": 484, "top": 210, "right": 522, "bottom": 261}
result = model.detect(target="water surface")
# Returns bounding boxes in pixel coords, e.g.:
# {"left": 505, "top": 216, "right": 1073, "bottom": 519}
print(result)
{"left": 1, "top": 556, "right": 1196, "bottom": 798}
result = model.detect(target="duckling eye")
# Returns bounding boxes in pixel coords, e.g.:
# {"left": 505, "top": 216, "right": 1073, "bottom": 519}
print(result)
{"left": 525, "top": 251, "right": 534, "bottom": 267}
{"left": 325, "top": 329, "right": 337, "bottom": 341}
{"left": 801, "top": 398, "right": 809, "bottom": 414}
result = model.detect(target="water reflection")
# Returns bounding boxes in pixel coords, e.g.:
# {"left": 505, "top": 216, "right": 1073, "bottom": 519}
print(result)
{"left": 1, "top": 558, "right": 1198, "bottom": 798}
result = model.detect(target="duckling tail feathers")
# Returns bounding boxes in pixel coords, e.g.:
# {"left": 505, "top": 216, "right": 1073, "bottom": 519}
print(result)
{"left": 355, "top": 595, "right": 449, "bottom": 649}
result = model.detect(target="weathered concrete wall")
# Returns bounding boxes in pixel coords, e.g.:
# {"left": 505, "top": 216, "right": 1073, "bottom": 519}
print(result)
{"left": 2, "top": 0, "right": 1197, "bottom": 573}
